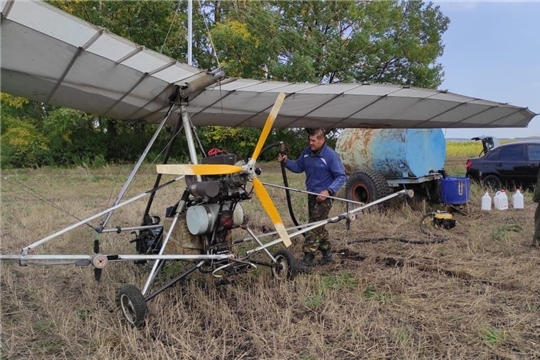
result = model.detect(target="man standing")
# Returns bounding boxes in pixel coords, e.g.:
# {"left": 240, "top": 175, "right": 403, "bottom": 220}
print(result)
{"left": 278, "top": 128, "right": 347, "bottom": 272}
{"left": 533, "top": 165, "right": 540, "bottom": 247}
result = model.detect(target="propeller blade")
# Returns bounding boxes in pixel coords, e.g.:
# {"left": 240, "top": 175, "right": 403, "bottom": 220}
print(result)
{"left": 93, "top": 239, "right": 100, "bottom": 254}
{"left": 94, "top": 268, "right": 102, "bottom": 282}
{"left": 156, "top": 164, "right": 242, "bottom": 176}
{"left": 251, "top": 92, "right": 286, "bottom": 161}
{"left": 252, "top": 178, "right": 291, "bottom": 247}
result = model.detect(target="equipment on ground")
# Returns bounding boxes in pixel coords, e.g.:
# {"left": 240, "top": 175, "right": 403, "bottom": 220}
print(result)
{"left": 0, "top": 0, "right": 535, "bottom": 327}
{"left": 420, "top": 211, "right": 456, "bottom": 235}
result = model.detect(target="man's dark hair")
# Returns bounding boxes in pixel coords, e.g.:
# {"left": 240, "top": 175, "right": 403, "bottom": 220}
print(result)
{"left": 305, "top": 128, "right": 326, "bottom": 138}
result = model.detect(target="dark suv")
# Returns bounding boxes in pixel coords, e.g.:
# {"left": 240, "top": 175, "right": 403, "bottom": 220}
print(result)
{"left": 466, "top": 140, "right": 540, "bottom": 189}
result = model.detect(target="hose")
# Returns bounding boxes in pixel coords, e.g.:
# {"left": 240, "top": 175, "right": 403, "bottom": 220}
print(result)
{"left": 346, "top": 236, "right": 447, "bottom": 245}
{"left": 346, "top": 212, "right": 449, "bottom": 245}
{"left": 419, "top": 212, "right": 437, "bottom": 236}
{"left": 280, "top": 159, "right": 302, "bottom": 231}
{"left": 257, "top": 141, "right": 304, "bottom": 236}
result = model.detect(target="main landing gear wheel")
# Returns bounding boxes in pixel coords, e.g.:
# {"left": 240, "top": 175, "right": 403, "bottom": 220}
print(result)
{"left": 272, "top": 249, "right": 297, "bottom": 280}
{"left": 118, "top": 285, "right": 148, "bottom": 327}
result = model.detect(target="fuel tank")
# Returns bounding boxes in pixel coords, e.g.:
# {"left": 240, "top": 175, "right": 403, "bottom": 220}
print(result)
{"left": 335, "top": 129, "right": 446, "bottom": 179}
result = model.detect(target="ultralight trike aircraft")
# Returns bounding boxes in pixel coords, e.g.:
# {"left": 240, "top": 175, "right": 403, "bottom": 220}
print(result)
{"left": 0, "top": 0, "right": 536, "bottom": 327}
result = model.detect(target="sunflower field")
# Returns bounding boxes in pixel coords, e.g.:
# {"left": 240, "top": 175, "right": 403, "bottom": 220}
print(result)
{"left": 446, "top": 141, "right": 484, "bottom": 160}
{"left": 446, "top": 139, "right": 514, "bottom": 161}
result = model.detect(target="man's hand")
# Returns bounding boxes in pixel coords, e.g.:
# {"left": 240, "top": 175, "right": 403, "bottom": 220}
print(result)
{"left": 278, "top": 153, "right": 288, "bottom": 162}
{"left": 317, "top": 190, "right": 330, "bottom": 202}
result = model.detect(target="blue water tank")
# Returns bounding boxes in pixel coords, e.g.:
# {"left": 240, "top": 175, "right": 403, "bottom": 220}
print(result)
{"left": 335, "top": 129, "right": 446, "bottom": 179}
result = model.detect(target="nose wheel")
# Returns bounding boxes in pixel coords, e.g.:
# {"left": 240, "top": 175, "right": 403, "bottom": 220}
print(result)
{"left": 118, "top": 285, "right": 148, "bottom": 327}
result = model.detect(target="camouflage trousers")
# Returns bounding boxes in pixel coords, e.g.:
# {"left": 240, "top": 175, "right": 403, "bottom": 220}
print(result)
{"left": 302, "top": 194, "right": 333, "bottom": 254}
{"left": 534, "top": 204, "right": 540, "bottom": 246}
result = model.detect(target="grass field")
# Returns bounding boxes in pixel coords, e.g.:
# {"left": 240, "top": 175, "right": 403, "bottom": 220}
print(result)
{"left": 1, "top": 159, "right": 539, "bottom": 359}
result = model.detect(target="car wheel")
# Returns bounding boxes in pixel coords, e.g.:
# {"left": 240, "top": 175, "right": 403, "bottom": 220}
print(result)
{"left": 482, "top": 175, "right": 502, "bottom": 190}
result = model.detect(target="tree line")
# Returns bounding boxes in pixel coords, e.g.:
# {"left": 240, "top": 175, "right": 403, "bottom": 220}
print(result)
{"left": 1, "top": 0, "right": 449, "bottom": 168}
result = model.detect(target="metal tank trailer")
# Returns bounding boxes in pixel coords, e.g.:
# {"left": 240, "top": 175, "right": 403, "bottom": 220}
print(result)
{"left": 336, "top": 128, "right": 447, "bottom": 204}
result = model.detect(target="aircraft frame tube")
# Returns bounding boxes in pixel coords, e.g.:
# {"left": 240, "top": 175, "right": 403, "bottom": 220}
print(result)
{"left": 182, "top": 105, "right": 199, "bottom": 166}
{"left": 20, "top": 176, "right": 185, "bottom": 254}
{"left": 142, "top": 190, "right": 190, "bottom": 296}
{"left": 246, "top": 189, "right": 410, "bottom": 254}
{"left": 99, "top": 103, "right": 176, "bottom": 229}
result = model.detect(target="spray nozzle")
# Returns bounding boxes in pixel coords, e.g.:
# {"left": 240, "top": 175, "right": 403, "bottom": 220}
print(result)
{"left": 278, "top": 141, "right": 286, "bottom": 154}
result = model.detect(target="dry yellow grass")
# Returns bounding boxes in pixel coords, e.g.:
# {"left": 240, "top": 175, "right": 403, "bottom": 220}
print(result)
{"left": 1, "top": 162, "right": 539, "bottom": 359}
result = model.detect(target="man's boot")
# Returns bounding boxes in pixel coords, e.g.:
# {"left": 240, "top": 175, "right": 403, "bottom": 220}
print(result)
{"left": 320, "top": 249, "right": 333, "bottom": 265}
{"left": 297, "top": 253, "right": 315, "bottom": 273}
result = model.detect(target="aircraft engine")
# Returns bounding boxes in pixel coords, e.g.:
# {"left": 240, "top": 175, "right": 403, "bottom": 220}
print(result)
{"left": 186, "top": 203, "right": 244, "bottom": 236}
{"left": 185, "top": 153, "right": 251, "bottom": 200}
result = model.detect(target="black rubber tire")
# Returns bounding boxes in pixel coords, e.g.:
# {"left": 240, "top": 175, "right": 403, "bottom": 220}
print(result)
{"left": 272, "top": 249, "right": 297, "bottom": 280}
{"left": 482, "top": 175, "right": 502, "bottom": 190}
{"left": 345, "top": 170, "right": 392, "bottom": 204}
{"left": 118, "top": 285, "right": 148, "bottom": 327}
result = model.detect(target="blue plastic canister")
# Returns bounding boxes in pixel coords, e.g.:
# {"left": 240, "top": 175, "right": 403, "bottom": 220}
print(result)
{"left": 440, "top": 177, "right": 470, "bottom": 204}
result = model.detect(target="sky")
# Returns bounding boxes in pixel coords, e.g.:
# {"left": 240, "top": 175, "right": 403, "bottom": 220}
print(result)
{"left": 433, "top": 1, "right": 540, "bottom": 139}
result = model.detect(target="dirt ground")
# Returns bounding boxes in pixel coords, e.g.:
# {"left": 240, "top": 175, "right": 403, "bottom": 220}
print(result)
{"left": 1, "top": 163, "right": 539, "bottom": 359}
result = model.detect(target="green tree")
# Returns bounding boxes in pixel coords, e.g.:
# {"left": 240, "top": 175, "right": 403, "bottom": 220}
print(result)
{"left": 214, "top": 0, "right": 449, "bottom": 87}
{"left": 33, "top": 0, "right": 450, "bottom": 168}
{"left": 48, "top": 1, "right": 185, "bottom": 58}
{"left": 0, "top": 93, "right": 45, "bottom": 120}
{"left": 48, "top": 0, "right": 449, "bottom": 87}
{"left": 0, "top": 115, "right": 50, "bottom": 168}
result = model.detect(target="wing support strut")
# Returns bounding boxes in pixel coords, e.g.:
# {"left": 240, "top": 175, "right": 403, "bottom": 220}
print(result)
{"left": 98, "top": 101, "right": 177, "bottom": 230}
{"left": 100, "top": 67, "right": 225, "bottom": 229}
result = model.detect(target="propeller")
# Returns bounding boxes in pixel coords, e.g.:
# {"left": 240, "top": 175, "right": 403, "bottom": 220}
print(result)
{"left": 156, "top": 164, "right": 242, "bottom": 176}
{"left": 157, "top": 93, "right": 291, "bottom": 247}
{"left": 91, "top": 239, "right": 109, "bottom": 282}
{"left": 252, "top": 177, "right": 291, "bottom": 247}
{"left": 93, "top": 240, "right": 102, "bottom": 281}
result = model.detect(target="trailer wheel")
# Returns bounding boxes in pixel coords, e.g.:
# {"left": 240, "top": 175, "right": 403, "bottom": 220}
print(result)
{"left": 345, "top": 170, "right": 392, "bottom": 204}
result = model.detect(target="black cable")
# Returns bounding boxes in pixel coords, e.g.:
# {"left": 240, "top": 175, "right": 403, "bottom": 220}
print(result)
{"left": 2, "top": 176, "right": 98, "bottom": 230}
{"left": 143, "top": 115, "right": 183, "bottom": 218}
{"left": 273, "top": 142, "right": 306, "bottom": 237}
{"left": 259, "top": 142, "right": 280, "bottom": 157}
{"left": 256, "top": 140, "right": 305, "bottom": 237}
{"left": 347, "top": 236, "right": 447, "bottom": 245}
{"left": 419, "top": 212, "right": 436, "bottom": 235}
{"left": 346, "top": 212, "right": 449, "bottom": 245}
{"left": 280, "top": 160, "right": 302, "bottom": 232}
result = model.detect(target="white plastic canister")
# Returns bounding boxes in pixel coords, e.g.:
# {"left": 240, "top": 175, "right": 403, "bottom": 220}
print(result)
{"left": 512, "top": 189, "right": 524, "bottom": 209}
{"left": 481, "top": 191, "right": 492, "bottom": 211}
{"left": 494, "top": 190, "right": 508, "bottom": 210}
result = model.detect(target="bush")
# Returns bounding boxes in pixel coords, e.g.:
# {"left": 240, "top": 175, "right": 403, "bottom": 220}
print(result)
{"left": 0, "top": 115, "right": 50, "bottom": 168}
